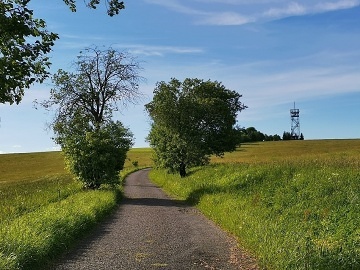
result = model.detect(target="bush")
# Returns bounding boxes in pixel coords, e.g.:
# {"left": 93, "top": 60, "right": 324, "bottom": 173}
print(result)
{"left": 62, "top": 121, "right": 133, "bottom": 188}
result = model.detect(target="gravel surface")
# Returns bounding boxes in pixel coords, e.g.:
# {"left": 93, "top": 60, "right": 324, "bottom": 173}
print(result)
{"left": 54, "top": 169, "right": 259, "bottom": 270}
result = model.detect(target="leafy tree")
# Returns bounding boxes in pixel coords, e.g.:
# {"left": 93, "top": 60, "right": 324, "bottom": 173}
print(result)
{"left": 38, "top": 47, "right": 142, "bottom": 188}
{"left": 272, "top": 134, "right": 281, "bottom": 141}
{"left": 283, "top": 131, "right": 292, "bottom": 140}
{"left": 1, "top": 0, "right": 125, "bottom": 105}
{"left": 0, "top": 0, "right": 58, "bottom": 104}
{"left": 145, "top": 78, "right": 247, "bottom": 176}
{"left": 245, "top": 127, "right": 265, "bottom": 142}
{"left": 238, "top": 127, "right": 282, "bottom": 143}
{"left": 58, "top": 118, "right": 133, "bottom": 188}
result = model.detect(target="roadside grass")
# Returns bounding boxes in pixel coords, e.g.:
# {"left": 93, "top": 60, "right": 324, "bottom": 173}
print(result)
{"left": 0, "top": 148, "right": 153, "bottom": 269}
{"left": 150, "top": 139, "right": 360, "bottom": 270}
{"left": 0, "top": 189, "right": 119, "bottom": 270}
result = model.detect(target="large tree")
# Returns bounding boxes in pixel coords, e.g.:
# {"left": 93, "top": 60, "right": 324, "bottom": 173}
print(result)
{"left": 145, "top": 78, "right": 247, "bottom": 176}
{"left": 0, "top": 0, "right": 125, "bottom": 105}
{"left": 39, "top": 47, "right": 142, "bottom": 188}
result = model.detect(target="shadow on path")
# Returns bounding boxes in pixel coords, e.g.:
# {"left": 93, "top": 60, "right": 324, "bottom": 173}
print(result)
{"left": 123, "top": 197, "right": 187, "bottom": 207}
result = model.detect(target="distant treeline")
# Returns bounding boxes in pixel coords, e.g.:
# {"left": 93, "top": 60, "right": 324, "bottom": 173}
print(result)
{"left": 239, "top": 127, "right": 304, "bottom": 143}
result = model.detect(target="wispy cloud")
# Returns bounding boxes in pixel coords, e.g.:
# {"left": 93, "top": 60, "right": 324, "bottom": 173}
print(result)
{"left": 315, "top": 0, "right": 360, "bottom": 12}
{"left": 114, "top": 44, "right": 204, "bottom": 56}
{"left": 142, "top": 48, "right": 360, "bottom": 112}
{"left": 263, "top": 2, "right": 307, "bottom": 18}
{"left": 196, "top": 12, "right": 253, "bottom": 25}
{"left": 144, "top": 0, "right": 360, "bottom": 25}
{"left": 55, "top": 34, "right": 204, "bottom": 57}
{"left": 144, "top": 0, "right": 206, "bottom": 15}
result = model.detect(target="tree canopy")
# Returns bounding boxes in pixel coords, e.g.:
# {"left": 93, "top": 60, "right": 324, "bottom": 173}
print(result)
{"left": 0, "top": 0, "right": 125, "bottom": 105}
{"left": 145, "top": 78, "right": 247, "bottom": 175}
{"left": 38, "top": 47, "right": 142, "bottom": 188}
{"left": 239, "top": 127, "right": 281, "bottom": 142}
{"left": 0, "top": 0, "right": 58, "bottom": 104}
{"left": 40, "top": 46, "right": 142, "bottom": 130}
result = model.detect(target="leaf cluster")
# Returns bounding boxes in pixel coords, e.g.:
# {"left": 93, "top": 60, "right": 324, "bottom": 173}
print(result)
{"left": 0, "top": 0, "right": 58, "bottom": 104}
{"left": 60, "top": 120, "right": 133, "bottom": 188}
{"left": 63, "top": 0, "right": 125, "bottom": 16}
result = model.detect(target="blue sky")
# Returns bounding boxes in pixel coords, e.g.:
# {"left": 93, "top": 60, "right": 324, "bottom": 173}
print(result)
{"left": 1, "top": 0, "right": 360, "bottom": 153}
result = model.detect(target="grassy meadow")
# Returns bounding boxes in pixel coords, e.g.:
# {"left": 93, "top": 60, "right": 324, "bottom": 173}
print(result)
{"left": 1, "top": 141, "right": 359, "bottom": 269}
{"left": 0, "top": 148, "right": 153, "bottom": 270}
{"left": 150, "top": 139, "right": 360, "bottom": 270}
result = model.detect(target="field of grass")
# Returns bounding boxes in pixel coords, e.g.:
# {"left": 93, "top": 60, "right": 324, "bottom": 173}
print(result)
{"left": 2, "top": 141, "right": 359, "bottom": 269}
{"left": 0, "top": 148, "right": 153, "bottom": 270}
{"left": 150, "top": 139, "right": 360, "bottom": 270}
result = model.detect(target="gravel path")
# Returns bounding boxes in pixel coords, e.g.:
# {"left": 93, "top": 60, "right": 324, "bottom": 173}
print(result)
{"left": 54, "top": 169, "right": 258, "bottom": 270}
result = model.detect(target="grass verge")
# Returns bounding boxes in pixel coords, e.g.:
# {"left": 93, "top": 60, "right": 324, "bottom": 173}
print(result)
{"left": 150, "top": 141, "right": 360, "bottom": 270}
{"left": 0, "top": 148, "right": 154, "bottom": 269}
{"left": 0, "top": 188, "right": 120, "bottom": 270}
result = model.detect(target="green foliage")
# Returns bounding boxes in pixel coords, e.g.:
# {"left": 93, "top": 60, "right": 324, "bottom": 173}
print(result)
{"left": 150, "top": 140, "right": 360, "bottom": 270}
{"left": 0, "top": 0, "right": 127, "bottom": 105}
{"left": 63, "top": 0, "right": 125, "bottom": 16}
{"left": 283, "top": 131, "right": 292, "bottom": 140}
{"left": 145, "top": 78, "right": 247, "bottom": 173}
{"left": 147, "top": 122, "right": 210, "bottom": 172}
{"left": 239, "top": 126, "right": 281, "bottom": 142}
{"left": 0, "top": 0, "right": 58, "bottom": 104}
{"left": 61, "top": 121, "right": 133, "bottom": 188}
{"left": 37, "top": 47, "right": 141, "bottom": 188}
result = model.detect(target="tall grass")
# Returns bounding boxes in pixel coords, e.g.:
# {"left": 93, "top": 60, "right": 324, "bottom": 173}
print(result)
{"left": 150, "top": 140, "right": 360, "bottom": 270}
{"left": 0, "top": 189, "right": 120, "bottom": 269}
{"left": 0, "top": 148, "right": 153, "bottom": 269}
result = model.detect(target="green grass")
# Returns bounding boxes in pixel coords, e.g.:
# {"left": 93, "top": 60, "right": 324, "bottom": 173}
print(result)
{"left": 121, "top": 147, "right": 154, "bottom": 177}
{"left": 3, "top": 142, "right": 358, "bottom": 269}
{"left": 0, "top": 148, "right": 153, "bottom": 269}
{"left": 150, "top": 140, "right": 360, "bottom": 270}
{"left": 0, "top": 189, "right": 120, "bottom": 270}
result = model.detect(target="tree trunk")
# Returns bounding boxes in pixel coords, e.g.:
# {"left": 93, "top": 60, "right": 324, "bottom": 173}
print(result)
{"left": 179, "top": 162, "right": 186, "bottom": 177}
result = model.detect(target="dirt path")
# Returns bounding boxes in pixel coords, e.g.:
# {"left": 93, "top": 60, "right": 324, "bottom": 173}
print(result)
{"left": 54, "top": 169, "right": 258, "bottom": 269}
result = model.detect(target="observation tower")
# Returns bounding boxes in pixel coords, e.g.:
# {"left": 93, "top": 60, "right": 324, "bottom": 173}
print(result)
{"left": 290, "top": 102, "right": 300, "bottom": 140}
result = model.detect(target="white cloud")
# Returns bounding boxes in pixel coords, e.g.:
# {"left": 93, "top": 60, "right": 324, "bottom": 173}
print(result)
{"left": 263, "top": 2, "right": 307, "bottom": 18}
{"left": 315, "top": 0, "right": 360, "bottom": 12}
{"left": 145, "top": 0, "right": 360, "bottom": 25}
{"left": 144, "top": 0, "right": 206, "bottom": 15}
{"left": 197, "top": 12, "right": 253, "bottom": 25}
{"left": 114, "top": 44, "right": 204, "bottom": 56}
{"left": 232, "top": 66, "right": 360, "bottom": 112}
{"left": 144, "top": 55, "right": 360, "bottom": 109}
